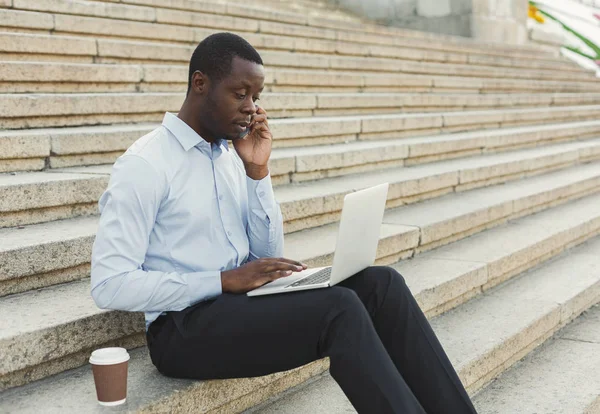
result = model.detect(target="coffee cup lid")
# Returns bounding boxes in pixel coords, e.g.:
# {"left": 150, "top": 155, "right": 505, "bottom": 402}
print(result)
{"left": 89, "top": 347, "right": 130, "bottom": 365}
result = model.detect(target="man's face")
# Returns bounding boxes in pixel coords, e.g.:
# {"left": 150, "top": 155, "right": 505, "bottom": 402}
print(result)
{"left": 202, "top": 56, "right": 265, "bottom": 141}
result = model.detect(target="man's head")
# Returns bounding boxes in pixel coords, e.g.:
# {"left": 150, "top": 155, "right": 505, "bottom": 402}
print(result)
{"left": 185, "top": 32, "right": 265, "bottom": 141}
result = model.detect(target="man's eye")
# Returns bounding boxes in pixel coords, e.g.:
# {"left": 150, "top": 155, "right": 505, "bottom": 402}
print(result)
{"left": 236, "top": 93, "right": 246, "bottom": 99}
{"left": 253, "top": 97, "right": 260, "bottom": 102}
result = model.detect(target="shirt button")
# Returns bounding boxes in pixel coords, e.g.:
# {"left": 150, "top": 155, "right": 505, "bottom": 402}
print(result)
{"left": 227, "top": 231, "right": 232, "bottom": 236}
{"left": 219, "top": 195, "right": 224, "bottom": 200}
{"left": 259, "top": 191, "right": 265, "bottom": 197}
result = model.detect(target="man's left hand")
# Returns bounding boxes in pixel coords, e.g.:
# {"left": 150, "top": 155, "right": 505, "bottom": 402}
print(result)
{"left": 233, "top": 106, "right": 272, "bottom": 180}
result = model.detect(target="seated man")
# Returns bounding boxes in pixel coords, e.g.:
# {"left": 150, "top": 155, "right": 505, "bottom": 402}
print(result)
{"left": 90, "top": 32, "right": 477, "bottom": 414}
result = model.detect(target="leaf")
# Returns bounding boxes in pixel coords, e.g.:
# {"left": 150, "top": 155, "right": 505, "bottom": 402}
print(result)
{"left": 534, "top": 6, "right": 600, "bottom": 58}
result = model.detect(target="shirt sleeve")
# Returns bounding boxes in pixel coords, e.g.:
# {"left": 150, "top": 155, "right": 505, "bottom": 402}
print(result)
{"left": 246, "top": 172, "right": 285, "bottom": 260}
{"left": 90, "top": 155, "right": 222, "bottom": 312}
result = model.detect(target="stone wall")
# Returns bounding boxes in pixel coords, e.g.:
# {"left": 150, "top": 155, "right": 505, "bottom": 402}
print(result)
{"left": 472, "top": 0, "right": 529, "bottom": 44}
{"left": 329, "top": 0, "right": 528, "bottom": 44}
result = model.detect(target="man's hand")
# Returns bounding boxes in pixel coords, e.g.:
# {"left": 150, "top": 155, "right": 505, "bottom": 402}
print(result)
{"left": 221, "top": 257, "right": 308, "bottom": 294}
{"left": 233, "top": 106, "right": 272, "bottom": 180}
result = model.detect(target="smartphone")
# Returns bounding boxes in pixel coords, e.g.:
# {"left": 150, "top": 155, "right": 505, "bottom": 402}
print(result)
{"left": 236, "top": 127, "right": 251, "bottom": 139}
{"left": 234, "top": 105, "right": 260, "bottom": 140}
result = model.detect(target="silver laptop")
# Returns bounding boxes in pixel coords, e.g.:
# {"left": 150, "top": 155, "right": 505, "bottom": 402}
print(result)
{"left": 247, "top": 182, "right": 389, "bottom": 297}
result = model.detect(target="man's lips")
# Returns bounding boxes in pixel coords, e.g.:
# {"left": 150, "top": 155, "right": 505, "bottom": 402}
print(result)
{"left": 234, "top": 121, "right": 251, "bottom": 133}
{"left": 234, "top": 123, "right": 249, "bottom": 133}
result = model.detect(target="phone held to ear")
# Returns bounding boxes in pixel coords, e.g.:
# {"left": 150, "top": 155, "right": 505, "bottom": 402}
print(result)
{"left": 237, "top": 127, "right": 250, "bottom": 139}
{"left": 235, "top": 105, "right": 260, "bottom": 140}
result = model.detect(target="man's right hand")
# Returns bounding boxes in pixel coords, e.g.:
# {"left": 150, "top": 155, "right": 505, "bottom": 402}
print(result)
{"left": 221, "top": 258, "right": 308, "bottom": 294}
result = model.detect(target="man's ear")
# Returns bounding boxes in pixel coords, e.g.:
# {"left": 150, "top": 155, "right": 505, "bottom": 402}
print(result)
{"left": 191, "top": 70, "right": 209, "bottom": 95}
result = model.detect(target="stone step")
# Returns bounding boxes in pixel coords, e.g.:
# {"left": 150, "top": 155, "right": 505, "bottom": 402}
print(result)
{"left": 284, "top": 165, "right": 600, "bottom": 266}
{"left": 430, "top": 237, "right": 600, "bottom": 394}
{"left": 0, "top": 53, "right": 598, "bottom": 98}
{"left": 249, "top": 236, "right": 600, "bottom": 413}
{"left": 0, "top": 32, "right": 565, "bottom": 80}
{"left": 1, "top": 86, "right": 600, "bottom": 134}
{"left": 0, "top": 95, "right": 600, "bottom": 165}
{"left": 0, "top": 7, "right": 587, "bottom": 81}
{"left": 1, "top": 88, "right": 598, "bottom": 132}
{"left": 2, "top": 125, "right": 600, "bottom": 228}
{"left": 0, "top": 278, "right": 145, "bottom": 392}
{"left": 0, "top": 36, "right": 586, "bottom": 89}
{"left": 4, "top": 87, "right": 600, "bottom": 124}
{"left": 3, "top": 59, "right": 593, "bottom": 95}
{"left": 106, "top": 0, "right": 550, "bottom": 64}
{"left": 473, "top": 304, "right": 600, "bottom": 414}
{"left": 3, "top": 113, "right": 599, "bottom": 173}
{"left": 263, "top": 105, "right": 600, "bottom": 148}
{"left": 268, "top": 69, "right": 600, "bottom": 94}
{"left": 0, "top": 0, "right": 567, "bottom": 64}
{"left": 269, "top": 122, "right": 600, "bottom": 185}
{"left": 264, "top": 52, "right": 592, "bottom": 82}
{"left": 2, "top": 157, "right": 599, "bottom": 299}
{"left": 276, "top": 141, "right": 600, "bottom": 233}
{"left": 2, "top": 91, "right": 592, "bottom": 123}
{"left": 0, "top": 215, "right": 98, "bottom": 298}
{"left": 2, "top": 193, "right": 600, "bottom": 411}
{"left": 0, "top": 170, "right": 107, "bottom": 229}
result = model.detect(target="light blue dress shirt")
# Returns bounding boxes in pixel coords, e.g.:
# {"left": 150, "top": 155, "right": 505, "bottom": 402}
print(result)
{"left": 90, "top": 112, "right": 284, "bottom": 330}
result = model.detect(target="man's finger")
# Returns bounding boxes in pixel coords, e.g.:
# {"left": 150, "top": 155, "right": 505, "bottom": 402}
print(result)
{"left": 251, "top": 111, "right": 268, "bottom": 127}
{"left": 265, "top": 270, "right": 294, "bottom": 281}
{"left": 262, "top": 261, "right": 304, "bottom": 273}
{"left": 251, "top": 122, "right": 268, "bottom": 131}
{"left": 251, "top": 114, "right": 267, "bottom": 124}
{"left": 251, "top": 123, "right": 270, "bottom": 137}
{"left": 250, "top": 119, "right": 268, "bottom": 130}
{"left": 278, "top": 257, "right": 307, "bottom": 267}
{"left": 252, "top": 270, "right": 292, "bottom": 289}
{"left": 266, "top": 257, "right": 308, "bottom": 267}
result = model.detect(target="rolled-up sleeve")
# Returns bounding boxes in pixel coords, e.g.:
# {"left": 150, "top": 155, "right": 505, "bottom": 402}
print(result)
{"left": 90, "top": 155, "right": 222, "bottom": 312}
{"left": 246, "top": 173, "right": 284, "bottom": 260}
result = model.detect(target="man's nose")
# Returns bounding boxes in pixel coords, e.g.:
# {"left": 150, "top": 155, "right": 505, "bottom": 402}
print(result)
{"left": 241, "top": 97, "right": 257, "bottom": 115}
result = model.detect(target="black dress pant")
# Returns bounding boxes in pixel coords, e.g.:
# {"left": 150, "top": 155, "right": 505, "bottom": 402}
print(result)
{"left": 146, "top": 266, "right": 477, "bottom": 414}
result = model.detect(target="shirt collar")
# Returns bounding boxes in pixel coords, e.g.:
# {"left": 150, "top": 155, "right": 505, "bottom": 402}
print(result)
{"left": 162, "top": 112, "right": 229, "bottom": 153}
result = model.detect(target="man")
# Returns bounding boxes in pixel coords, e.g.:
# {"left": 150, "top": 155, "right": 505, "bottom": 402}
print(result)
{"left": 91, "top": 32, "right": 477, "bottom": 414}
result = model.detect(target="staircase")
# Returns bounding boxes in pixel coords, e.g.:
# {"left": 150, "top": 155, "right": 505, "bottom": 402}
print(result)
{"left": 0, "top": 0, "right": 600, "bottom": 412}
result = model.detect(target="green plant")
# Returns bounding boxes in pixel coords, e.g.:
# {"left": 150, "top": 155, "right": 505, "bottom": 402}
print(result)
{"left": 530, "top": 0, "right": 600, "bottom": 61}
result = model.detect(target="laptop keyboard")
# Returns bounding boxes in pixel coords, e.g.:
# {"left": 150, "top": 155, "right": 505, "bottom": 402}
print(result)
{"left": 287, "top": 267, "right": 332, "bottom": 288}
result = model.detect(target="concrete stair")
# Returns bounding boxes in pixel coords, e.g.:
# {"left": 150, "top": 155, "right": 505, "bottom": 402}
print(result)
{"left": 473, "top": 304, "right": 600, "bottom": 414}
{"left": 0, "top": 278, "right": 145, "bottom": 392}
{"left": 0, "top": 29, "right": 568, "bottom": 72}
{"left": 2, "top": 143, "right": 598, "bottom": 292}
{"left": 2, "top": 164, "right": 600, "bottom": 388}
{"left": 1, "top": 144, "right": 599, "bottom": 302}
{"left": 5, "top": 90, "right": 600, "bottom": 119}
{"left": 0, "top": 0, "right": 592, "bottom": 95}
{"left": 2, "top": 0, "right": 600, "bottom": 412}
{"left": 2, "top": 191, "right": 600, "bottom": 411}
{"left": 5, "top": 92, "right": 600, "bottom": 129}
{"left": 0, "top": 17, "right": 565, "bottom": 66}
{"left": 3, "top": 114, "right": 600, "bottom": 169}
{"left": 2, "top": 136, "right": 600, "bottom": 227}
{"left": 3, "top": 60, "right": 598, "bottom": 94}
{"left": 247, "top": 237, "right": 600, "bottom": 413}
{"left": 0, "top": 0, "right": 569, "bottom": 62}
{"left": 0, "top": 37, "right": 586, "bottom": 82}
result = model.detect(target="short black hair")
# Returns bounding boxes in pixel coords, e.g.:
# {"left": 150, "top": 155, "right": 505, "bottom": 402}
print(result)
{"left": 187, "top": 32, "right": 263, "bottom": 93}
